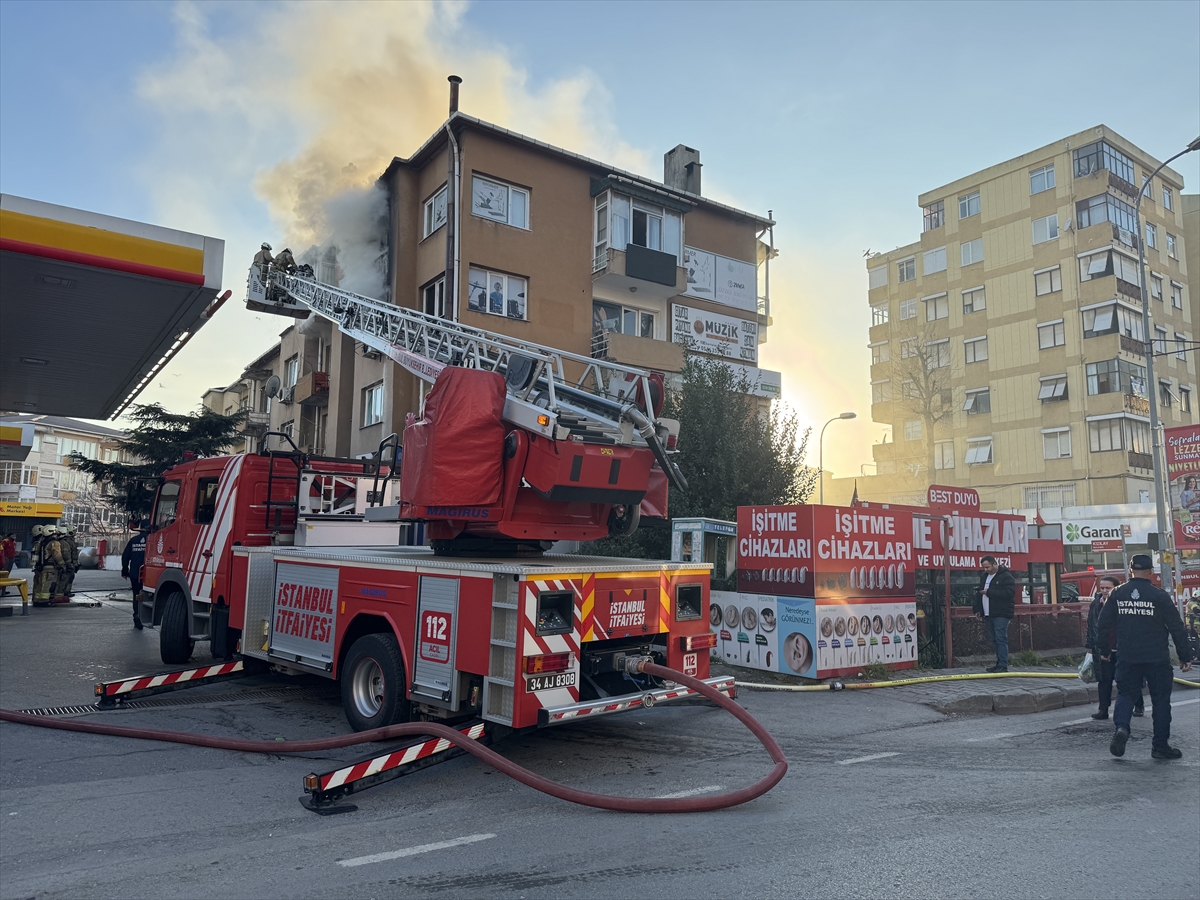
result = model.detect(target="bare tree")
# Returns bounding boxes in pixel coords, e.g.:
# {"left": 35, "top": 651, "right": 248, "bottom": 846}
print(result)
{"left": 886, "top": 318, "right": 957, "bottom": 493}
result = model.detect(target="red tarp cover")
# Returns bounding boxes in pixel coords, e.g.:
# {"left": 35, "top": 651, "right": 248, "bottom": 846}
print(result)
{"left": 400, "top": 368, "right": 507, "bottom": 507}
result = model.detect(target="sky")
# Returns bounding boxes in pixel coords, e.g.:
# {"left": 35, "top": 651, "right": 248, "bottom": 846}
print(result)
{"left": 2, "top": 0, "right": 1198, "bottom": 477}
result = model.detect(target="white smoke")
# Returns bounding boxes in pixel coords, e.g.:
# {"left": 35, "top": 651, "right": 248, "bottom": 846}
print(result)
{"left": 297, "top": 184, "right": 390, "bottom": 301}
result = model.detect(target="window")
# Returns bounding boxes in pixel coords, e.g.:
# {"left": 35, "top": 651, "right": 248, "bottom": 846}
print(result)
{"left": 870, "top": 342, "right": 890, "bottom": 365}
{"left": 871, "top": 302, "right": 889, "bottom": 326}
{"left": 193, "top": 477, "right": 220, "bottom": 525}
{"left": 899, "top": 298, "right": 917, "bottom": 320}
{"left": 593, "top": 301, "right": 655, "bottom": 339}
{"left": 593, "top": 190, "right": 682, "bottom": 266}
{"left": 1142, "top": 175, "right": 1153, "bottom": 198}
{"left": 1032, "top": 214, "right": 1059, "bottom": 244}
{"left": 934, "top": 440, "right": 955, "bottom": 470}
{"left": 897, "top": 258, "right": 916, "bottom": 283}
{"left": 467, "top": 267, "right": 527, "bottom": 319}
{"left": 423, "top": 185, "right": 448, "bottom": 238}
{"left": 1146, "top": 223, "right": 1157, "bottom": 249}
{"left": 1038, "top": 374, "right": 1068, "bottom": 401}
{"left": 153, "top": 481, "right": 181, "bottom": 529}
{"left": 1155, "top": 326, "right": 1168, "bottom": 354}
{"left": 871, "top": 380, "right": 891, "bottom": 404}
{"left": 1038, "top": 319, "right": 1065, "bottom": 349}
{"left": 1088, "top": 417, "right": 1151, "bottom": 454}
{"left": 926, "top": 339, "right": 950, "bottom": 369}
{"left": 963, "top": 286, "right": 985, "bottom": 313}
{"left": 1167, "top": 234, "right": 1178, "bottom": 259}
{"left": 0, "top": 463, "right": 37, "bottom": 486}
{"left": 1175, "top": 332, "right": 1188, "bottom": 361}
{"left": 923, "top": 247, "right": 947, "bottom": 274}
{"left": 1171, "top": 282, "right": 1183, "bottom": 309}
{"left": 1029, "top": 165, "right": 1055, "bottom": 194}
{"left": 1163, "top": 186, "right": 1174, "bottom": 210}
{"left": 901, "top": 380, "right": 918, "bottom": 400}
{"left": 900, "top": 337, "right": 918, "bottom": 359}
{"left": 1151, "top": 274, "right": 1163, "bottom": 301}
{"left": 1182, "top": 386, "right": 1192, "bottom": 412}
{"left": 959, "top": 192, "right": 980, "bottom": 219}
{"left": 1034, "top": 267, "right": 1061, "bottom": 296}
{"left": 1076, "top": 193, "right": 1137, "bottom": 233}
{"left": 869, "top": 265, "right": 888, "bottom": 289}
{"left": 964, "top": 336, "right": 988, "bottom": 364}
{"left": 422, "top": 277, "right": 446, "bottom": 318}
{"left": 1082, "top": 303, "right": 1118, "bottom": 338}
{"left": 1043, "top": 428, "right": 1072, "bottom": 459}
{"left": 961, "top": 238, "right": 983, "bottom": 267}
{"left": 1086, "top": 358, "right": 1146, "bottom": 396}
{"left": 281, "top": 419, "right": 294, "bottom": 439}
{"left": 1160, "top": 380, "right": 1173, "bottom": 408}
{"left": 472, "top": 175, "right": 528, "bottom": 228}
{"left": 284, "top": 355, "right": 299, "bottom": 388}
{"left": 1073, "top": 141, "right": 1135, "bottom": 184}
{"left": 924, "top": 293, "right": 948, "bottom": 321}
{"left": 923, "top": 201, "right": 944, "bottom": 231}
{"left": 963, "top": 388, "right": 991, "bottom": 414}
{"left": 362, "top": 382, "right": 383, "bottom": 427}
{"left": 1078, "top": 249, "right": 1139, "bottom": 284}
{"left": 903, "top": 420, "right": 923, "bottom": 442}
{"left": 59, "top": 437, "right": 99, "bottom": 460}
{"left": 1023, "top": 484, "right": 1076, "bottom": 508}
{"left": 965, "top": 438, "right": 993, "bottom": 465}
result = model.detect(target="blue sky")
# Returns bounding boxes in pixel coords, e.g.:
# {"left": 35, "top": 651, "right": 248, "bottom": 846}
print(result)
{"left": 3, "top": 0, "right": 1198, "bottom": 474}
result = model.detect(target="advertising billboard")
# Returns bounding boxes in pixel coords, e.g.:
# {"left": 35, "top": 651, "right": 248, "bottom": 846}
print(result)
{"left": 671, "top": 303, "right": 758, "bottom": 364}
{"left": 1164, "top": 424, "right": 1200, "bottom": 550}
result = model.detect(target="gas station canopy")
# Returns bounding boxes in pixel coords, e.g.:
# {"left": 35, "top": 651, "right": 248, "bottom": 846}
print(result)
{"left": 0, "top": 194, "right": 225, "bottom": 420}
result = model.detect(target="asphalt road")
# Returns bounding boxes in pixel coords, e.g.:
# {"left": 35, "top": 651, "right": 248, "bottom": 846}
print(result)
{"left": 1, "top": 598, "right": 1197, "bottom": 899}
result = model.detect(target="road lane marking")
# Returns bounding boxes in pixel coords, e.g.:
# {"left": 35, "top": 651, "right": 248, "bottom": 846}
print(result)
{"left": 338, "top": 833, "right": 496, "bottom": 868}
{"left": 836, "top": 752, "right": 900, "bottom": 765}
{"left": 655, "top": 784, "right": 723, "bottom": 799}
{"left": 1061, "top": 718, "right": 1095, "bottom": 726}
{"left": 1060, "top": 697, "right": 1198, "bottom": 727}
{"left": 964, "top": 732, "right": 1013, "bottom": 742}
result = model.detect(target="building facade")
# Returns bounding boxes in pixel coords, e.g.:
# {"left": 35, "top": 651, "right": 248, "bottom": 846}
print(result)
{"left": 859, "top": 126, "right": 1192, "bottom": 513}
{"left": 0, "top": 414, "right": 130, "bottom": 550}
{"left": 212, "top": 101, "right": 780, "bottom": 460}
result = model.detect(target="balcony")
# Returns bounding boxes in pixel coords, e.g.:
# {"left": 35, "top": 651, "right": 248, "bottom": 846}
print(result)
{"left": 1123, "top": 393, "right": 1150, "bottom": 417}
{"left": 593, "top": 246, "right": 686, "bottom": 300}
{"left": 591, "top": 329, "right": 684, "bottom": 371}
{"left": 1118, "top": 334, "right": 1146, "bottom": 355}
{"left": 294, "top": 372, "right": 330, "bottom": 407}
{"left": 242, "top": 410, "right": 270, "bottom": 435}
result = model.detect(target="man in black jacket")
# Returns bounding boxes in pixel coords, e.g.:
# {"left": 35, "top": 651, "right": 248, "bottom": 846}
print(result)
{"left": 976, "top": 555, "right": 1016, "bottom": 672}
{"left": 1098, "top": 555, "right": 1194, "bottom": 759}
{"left": 1086, "top": 575, "right": 1144, "bottom": 719}
{"left": 120, "top": 520, "right": 149, "bottom": 631}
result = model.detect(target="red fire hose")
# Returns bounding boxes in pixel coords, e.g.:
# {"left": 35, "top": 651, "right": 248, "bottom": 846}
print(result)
{"left": 0, "top": 662, "right": 786, "bottom": 813}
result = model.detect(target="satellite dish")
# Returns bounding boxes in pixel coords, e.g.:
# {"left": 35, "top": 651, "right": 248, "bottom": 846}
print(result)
{"left": 265, "top": 374, "right": 281, "bottom": 398}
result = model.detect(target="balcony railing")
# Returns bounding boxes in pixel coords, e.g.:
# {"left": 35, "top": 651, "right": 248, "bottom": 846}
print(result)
{"left": 1119, "top": 334, "right": 1145, "bottom": 355}
{"left": 1128, "top": 451, "right": 1153, "bottom": 469}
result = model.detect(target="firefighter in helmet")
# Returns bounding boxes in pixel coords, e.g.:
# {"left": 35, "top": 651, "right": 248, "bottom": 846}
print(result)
{"left": 58, "top": 524, "right": 79, "bottom": 600}
{"left": 252, "top": 242, "right": 274, "bottom": 268}
{"left": 33, "top": 525, "right": 65, "bottom": 605}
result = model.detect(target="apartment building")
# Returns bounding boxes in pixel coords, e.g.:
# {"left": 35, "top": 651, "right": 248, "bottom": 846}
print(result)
{"left": 861, "top": 126, "right": 1191, "bottom": 514}
{"left": 212, "top": 86, "right": 779, "bottom": 459}
{"left": 0, "top": 413, "right": 129, "bottom": 548}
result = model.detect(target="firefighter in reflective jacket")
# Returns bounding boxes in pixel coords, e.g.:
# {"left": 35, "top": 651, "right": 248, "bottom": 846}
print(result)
{"left": 57, "top": 524, "right": 78, "bottom": 600}
{"left": 34, "top": 526, "right": 65, "bottom": 605}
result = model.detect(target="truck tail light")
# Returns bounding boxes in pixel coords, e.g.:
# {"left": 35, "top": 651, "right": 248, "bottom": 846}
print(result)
{"left": 680, "top": 633, "right": 717, "bottom": 652}
{"left": 525, "top": 652, "right": 570, "bottom": 674}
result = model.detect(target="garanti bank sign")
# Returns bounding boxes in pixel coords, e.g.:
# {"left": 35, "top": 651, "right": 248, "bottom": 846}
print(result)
{"left": 1062, "top": 522, "right": 1126, "bottom": 546}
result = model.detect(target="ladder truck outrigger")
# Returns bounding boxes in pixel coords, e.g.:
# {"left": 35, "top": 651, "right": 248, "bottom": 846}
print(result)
{"left": 103, "top": 253, "right": 731, "bottom": 810}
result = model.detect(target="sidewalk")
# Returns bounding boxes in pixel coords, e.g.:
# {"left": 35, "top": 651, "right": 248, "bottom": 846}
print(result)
{"left": 717, "top": 660, "right": 1200, "bottom": 716}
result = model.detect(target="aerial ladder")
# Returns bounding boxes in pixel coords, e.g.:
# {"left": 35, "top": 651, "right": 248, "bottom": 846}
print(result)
{"left": 246, "top": 259, "right": 687, "bottom": 553}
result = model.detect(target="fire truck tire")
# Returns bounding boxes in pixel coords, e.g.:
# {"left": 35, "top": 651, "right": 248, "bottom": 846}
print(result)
{"left": 160, "top": 592, "right": 195, "bottom": 665}
{"left": 341, "top": 633, "right": 411, "bottom": 732}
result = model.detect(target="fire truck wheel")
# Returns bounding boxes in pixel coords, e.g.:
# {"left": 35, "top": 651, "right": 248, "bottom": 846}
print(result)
{"left": 160, "top": 592, "right": 195, "bottom": 665}
{"left": 341, "top": 633, "right": 411, "bottom": 732}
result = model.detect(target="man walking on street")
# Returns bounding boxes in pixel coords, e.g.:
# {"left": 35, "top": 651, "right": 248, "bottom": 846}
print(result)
{"left": 1099, "top": 555, "right": 1194, "bottom": 760}
{"left": 1086, "top": 575, "right": 1144, "bottom": 719}
{"left": 120, "top": 520, "right": 148, "bottom": 630}
{"left": 975, "top": 555, "right": 1016, "bottom": 673}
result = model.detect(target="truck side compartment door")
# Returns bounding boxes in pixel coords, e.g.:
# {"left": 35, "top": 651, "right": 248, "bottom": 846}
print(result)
{"left": 411, "top": 576, "right": 460, "bottom": 709}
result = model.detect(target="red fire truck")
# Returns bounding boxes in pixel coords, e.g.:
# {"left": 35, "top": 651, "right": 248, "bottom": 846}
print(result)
{"left": 133, "top": 259, "right": 726, "bottom": 744}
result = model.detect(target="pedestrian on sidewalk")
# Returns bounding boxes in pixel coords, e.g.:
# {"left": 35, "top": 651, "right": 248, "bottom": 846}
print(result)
{"left": 120, "top": 520, "right": 148, "bottom": 630}
{"left": 1086, "top": 575, "right": 1144, "bottom": 719}
{"left": 1099, "top": 555, "right": 1194, "bottom": 760}
{"left": 974, "top": 555, "right": 1016, "bottom": 673}
{"left": 0, "top": 533, "right": 15, "bottom": 596}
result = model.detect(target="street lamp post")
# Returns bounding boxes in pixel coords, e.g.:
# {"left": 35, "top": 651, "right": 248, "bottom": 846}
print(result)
{"left": 1134, "top": 136, "right": 1200, "bottom": 597}
{"left": 819, "top": 412, "right": 856, "bottom": 504}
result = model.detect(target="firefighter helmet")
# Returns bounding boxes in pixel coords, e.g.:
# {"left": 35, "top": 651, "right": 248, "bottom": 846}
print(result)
{"left": 32, "top": 525, "right": 44, "bottom": 537}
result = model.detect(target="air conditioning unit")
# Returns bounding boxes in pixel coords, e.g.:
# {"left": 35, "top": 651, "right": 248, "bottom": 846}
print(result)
{"left": 280, "top": 386, "right": 295, "bottom": 405}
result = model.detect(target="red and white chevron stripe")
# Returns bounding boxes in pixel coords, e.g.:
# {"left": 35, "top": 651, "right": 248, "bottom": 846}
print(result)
{"left": 319, "top": 722, "right": 486, "bottom": 791}
{"left": 520, "top": 579, "right": 583, "bottom": 715}
{"left": 185, "top": 455, "right": 245, "bottom": 601}
{"left": 102, "top": 661, "right": 244, "bottom": 697}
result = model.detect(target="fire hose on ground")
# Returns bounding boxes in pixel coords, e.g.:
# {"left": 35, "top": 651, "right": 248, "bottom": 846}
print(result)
{"left": 735, "top": 670, "right": 1200, "bottom": 691}
{"left": 0, "top": 662, "right": 786, "bottom": 814}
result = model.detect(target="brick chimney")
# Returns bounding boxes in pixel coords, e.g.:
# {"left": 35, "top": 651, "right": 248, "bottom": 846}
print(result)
{"left": 664, "top": 144, "right": 701, "bottom": 195}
